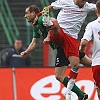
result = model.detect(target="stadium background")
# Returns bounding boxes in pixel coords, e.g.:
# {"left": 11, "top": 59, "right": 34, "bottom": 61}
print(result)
{"left": 0, "top": 0, "right": 99, "bottom": 100}
{"left": 0, "top": 0, "right": 97, "bottom": 67}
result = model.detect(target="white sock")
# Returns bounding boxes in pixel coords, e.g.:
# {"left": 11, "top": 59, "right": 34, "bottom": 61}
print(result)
{"left": 48, "top": 20, "right": 53, "bottom": 26}
{"left": 65, "top": 78, "right": 75, "bottom": 93}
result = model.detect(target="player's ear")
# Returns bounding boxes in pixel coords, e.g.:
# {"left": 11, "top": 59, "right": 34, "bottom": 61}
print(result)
{"left": 32, "top": 11, "right": 35, "bottom": 15}
{"left": 95, "top": 9, "right": 98, "bottom": 15}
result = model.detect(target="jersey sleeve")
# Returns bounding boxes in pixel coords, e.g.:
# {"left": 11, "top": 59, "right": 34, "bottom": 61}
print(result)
{"left": 82, "top": 23, "right": 93, "bottom": 41}
{"left": 49, "top": 41, "right": 58, "bottom": 50}
{"left": 33, "top": 26, "right": 40, "bottom": 38}
{"left": 86, "top": 2, "right": 96, "bottom": 12}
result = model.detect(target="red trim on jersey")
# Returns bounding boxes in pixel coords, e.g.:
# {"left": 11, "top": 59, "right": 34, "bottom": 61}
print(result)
{"left": 37, "top": 12, "right": 42, "bottom": 17}
{"left": 92, "top": 65, "right": 100, "bottom": 88}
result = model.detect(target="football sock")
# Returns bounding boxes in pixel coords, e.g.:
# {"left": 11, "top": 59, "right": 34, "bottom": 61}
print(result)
{"left": 63, "top": 77, "right": 84, "bottom": 97}
{"left": 46, "top": 21, "right": 56, "bottom": 29}
{"left": 68, "top": 68, "right": 78, "bottom": 79}
{"left": 64, "top": 68, "right": 78, "bottom": 93}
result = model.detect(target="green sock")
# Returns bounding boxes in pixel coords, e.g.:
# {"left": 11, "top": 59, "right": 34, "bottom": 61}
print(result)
{"left": 63, "top": 77, "right": 84, "bottom": 97}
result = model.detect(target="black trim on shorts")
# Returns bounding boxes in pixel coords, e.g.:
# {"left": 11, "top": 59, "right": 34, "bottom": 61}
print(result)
{"left": 55, "top": 46, "right": 85, "bottom": 67}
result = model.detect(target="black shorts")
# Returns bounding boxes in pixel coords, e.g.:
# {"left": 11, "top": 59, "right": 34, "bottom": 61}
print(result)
{"left": 55, "top": 46, "right": 85, "bottom": 67}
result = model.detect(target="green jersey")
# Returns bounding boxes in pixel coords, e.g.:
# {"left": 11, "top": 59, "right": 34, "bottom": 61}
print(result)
{"left": 33, "top": 16, "right": 58, "bottom": 50}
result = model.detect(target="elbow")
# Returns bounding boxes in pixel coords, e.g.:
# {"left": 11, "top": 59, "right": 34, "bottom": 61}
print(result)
{"left": 33, "top": 43, "right": 38, "bottom": 49}
{"left": 35, "top": 43, "right": 38, "bottom": 48}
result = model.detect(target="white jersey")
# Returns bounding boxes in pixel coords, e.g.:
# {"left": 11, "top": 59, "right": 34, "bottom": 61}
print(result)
{"left": 82, "top": 17, "right": 100, "bottom": 66}
{"left": 51, "top": 0, "right": 96, "bottom": 39}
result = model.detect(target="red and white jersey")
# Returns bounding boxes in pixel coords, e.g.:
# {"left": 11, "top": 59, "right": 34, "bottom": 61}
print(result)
{"left": 82, "top": 17, "right": 100, "bottom": 66}
{"left": 51, "top": 0, "right": 96, "bottom": 39}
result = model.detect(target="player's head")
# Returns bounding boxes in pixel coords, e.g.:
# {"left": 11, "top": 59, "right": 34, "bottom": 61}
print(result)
{"left": 74, "top": 0, "right": 87, "bottom": 8}
{"left": 24, "top": 5, "right": 40, "bottom": 22}
{"left": 96, "top": 0, "right": 100, "bottom": 15}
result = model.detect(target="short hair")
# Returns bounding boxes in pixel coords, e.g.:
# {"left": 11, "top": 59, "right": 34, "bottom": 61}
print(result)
{"left": 28, "top": 5, "right": 40, "bottom": 14}
{"left": 96, "top": 0, "right": 100, "bottom": 14}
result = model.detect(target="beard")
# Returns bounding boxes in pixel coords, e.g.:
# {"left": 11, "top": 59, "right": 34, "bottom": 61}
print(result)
{"left": 78, "top": 5, "right": 84, "bottom": 8}
{"left": 28, "top": 15, "right": 36, "bottom": 22}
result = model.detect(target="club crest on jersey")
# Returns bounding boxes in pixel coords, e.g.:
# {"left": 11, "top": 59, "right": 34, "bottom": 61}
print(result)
{"left": 37, "top": 30, "right": 42, "bottom": 35}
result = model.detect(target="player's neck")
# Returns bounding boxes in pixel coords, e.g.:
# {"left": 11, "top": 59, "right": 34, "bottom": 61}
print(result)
{"left": 74, "top": 0, "right": 77, "bottom": 5}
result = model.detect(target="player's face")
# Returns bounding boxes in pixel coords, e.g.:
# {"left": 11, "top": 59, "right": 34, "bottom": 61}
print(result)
{"left": 75, "top": 0, "right": 87, "bottom": 8}
{"left": 24, "top": 8, "right": 36, "bottom": 22}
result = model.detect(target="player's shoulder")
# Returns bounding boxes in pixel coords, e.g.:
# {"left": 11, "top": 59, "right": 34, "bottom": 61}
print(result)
{"left": 87, "top": 19, "right": 97, "bottom": 28}
{"left": 90, "top": 18, "right": 98, "bottom": 24}
{"left": 38, "top": 16, "right": 43, "bottom": 23}
{"left": 85, "top": 2, "right": 95, "bottom": 5}
{"left": 33, "top": 24, "right": 39, "bottom": 33}
{"left": 87, "top": 21, "right": 94, "bottom": 27}
{"left": 62, "top": 0, "right": 73, "bottom": 4}
{"left": 52, "top": 0, "right": 72, "bottom": 5}
{"left": 85, "top": 2, "right": 96, "bottom": 8}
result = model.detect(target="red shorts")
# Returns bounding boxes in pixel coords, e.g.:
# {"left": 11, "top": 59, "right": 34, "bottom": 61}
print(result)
{"left": 49, "top": 28, "right": 79, "bottom": 58}
{"left": 92, "top": 65, "right": 100, "bottom": 88}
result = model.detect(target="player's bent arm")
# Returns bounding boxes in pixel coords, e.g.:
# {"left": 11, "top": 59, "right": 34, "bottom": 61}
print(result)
{"left": 79, "top": 39, "right": 89, "bottom": 52}
{"left": 25, "top": 38, "right": 39, "bottom": 54}
{"left": 21, "top": 38, "right": 39, "bottom": 58}
{"left": 80, "top": 55, "right": 92, "bottom": 67}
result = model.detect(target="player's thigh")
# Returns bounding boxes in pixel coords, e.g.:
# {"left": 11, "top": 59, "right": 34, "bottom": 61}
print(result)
{"left": 80, "top": 55, "right": 92, "bottom": 67}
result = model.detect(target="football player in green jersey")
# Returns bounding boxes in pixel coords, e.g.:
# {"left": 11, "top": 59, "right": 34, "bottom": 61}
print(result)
{"left": 21, "top": 5, "right": 91, "bottom": 100}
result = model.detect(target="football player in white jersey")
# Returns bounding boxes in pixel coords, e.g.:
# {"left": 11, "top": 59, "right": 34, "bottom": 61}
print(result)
{"left": 80, "top": 0, "right": 100, "bottom": 99}
{"left": 23, "top": 3, "right": 93, "bottom": 100}
{"left": 40, "top": 0, "right": 96, "bottom": 99}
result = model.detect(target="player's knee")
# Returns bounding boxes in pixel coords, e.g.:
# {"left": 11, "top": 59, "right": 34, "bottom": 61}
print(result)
{"left": 50, "top": 18, "right": 58, "bottom": 27}
{"left": 51, "top": 18, "right": 57, "bottom": 23}
{"left": 71, "top": 62, "right": 79, "bottom": 68}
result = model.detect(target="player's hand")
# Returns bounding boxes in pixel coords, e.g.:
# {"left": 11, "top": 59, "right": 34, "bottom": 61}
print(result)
{"left": 20, "top": 51, "right": 28, "bottom": 59}
{"left": 43, "top": 38, "right": 50, "bottom": 44}
{"left": 79, "top": 46, "right": 84, "bottom": 52}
